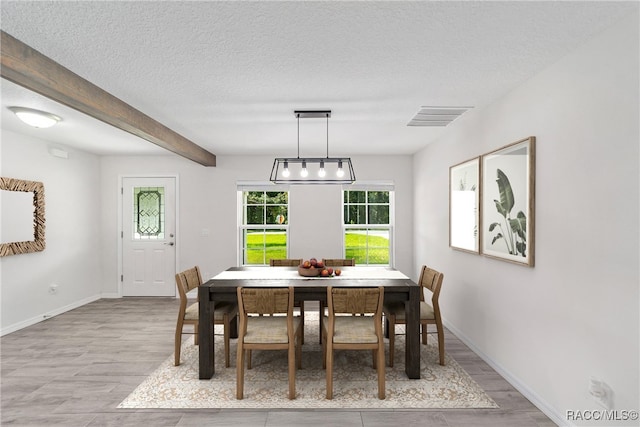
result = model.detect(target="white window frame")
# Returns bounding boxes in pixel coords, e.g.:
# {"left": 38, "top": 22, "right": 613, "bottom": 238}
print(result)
{"left": 342, "top": 182, "right": 395, "bottom": 267}
{"left": 237, "top": 182, "right": 290, "bottom": 266}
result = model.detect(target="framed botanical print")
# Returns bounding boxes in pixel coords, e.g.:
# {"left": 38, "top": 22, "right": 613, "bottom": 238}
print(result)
{"left": 449, "top": 157, "right": 480, "bottom": 253}
{"left": 481, "top": 137, "right": 535, "bottom": 266}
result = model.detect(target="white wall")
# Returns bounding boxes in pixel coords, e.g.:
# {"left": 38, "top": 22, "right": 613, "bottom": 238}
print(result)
{"left": 413, "top": 14, "right": 639, "bottom": 426}
{"left": 1, "top": 130, "right": 102, "bottom": 334}
{"left": 99, "top": 154, "right": 413, "bottom": 294}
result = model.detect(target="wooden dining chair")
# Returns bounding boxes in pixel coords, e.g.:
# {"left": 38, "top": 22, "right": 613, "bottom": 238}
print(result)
{"left": 174, "top": 266, "right": 238, "bottom": 367}
{"left": 383, "top": 265, "right": 445, "bottom": 367}
{"left": 322, "top": 258, "right": 355, "bottom": 267}
{"left": 322, "top": 286, "right": 385, "bottom": 400}
{"left": 269, "top": 258, "right": 302, "bottom": 267}
{"left": 269, "top": 258, "right": 306, "bottom": 344}
{"left": 318, "top": 259, "right": 356, "bottom": 343}
{"left": 236, "top": 286, "right": 302, "bottom": 400}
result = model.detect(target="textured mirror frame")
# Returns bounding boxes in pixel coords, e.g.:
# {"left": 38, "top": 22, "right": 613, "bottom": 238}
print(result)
{"left": 0, "top": 177, "right": 45, "bottom": 256}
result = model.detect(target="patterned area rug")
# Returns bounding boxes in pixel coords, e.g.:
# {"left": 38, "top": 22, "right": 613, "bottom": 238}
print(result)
{"left": 119, "top": 317, "right": 497, "bottom": 409}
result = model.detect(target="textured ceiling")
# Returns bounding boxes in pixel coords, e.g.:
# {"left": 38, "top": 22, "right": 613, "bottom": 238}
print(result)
{"left": 0, "top": 1, "right": 635, "bottom": 159}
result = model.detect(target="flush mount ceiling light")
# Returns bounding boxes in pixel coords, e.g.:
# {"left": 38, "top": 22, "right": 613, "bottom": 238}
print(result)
{"left": 8, "top": 106, "right": 62, "bottom": 128}
{"left": 407, "top": 106, "right": 473, "bottom": 127}
{"left": 270, "top": 110, "right": 356, "bottom": 184}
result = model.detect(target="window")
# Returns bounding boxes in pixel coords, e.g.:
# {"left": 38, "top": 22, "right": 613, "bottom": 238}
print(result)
{"left": 133, "top": 187, "right": 165, "bottom": 239}
{"left": 239, "top": 190, "right": 289, "bottom": 265}
{"left": 343, "top": 189, "right": 393, "bottom": 266}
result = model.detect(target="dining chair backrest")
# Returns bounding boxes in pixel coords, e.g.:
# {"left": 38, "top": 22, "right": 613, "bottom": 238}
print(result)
{"left": 176, "top": 266, "right": 202, "bottom": 301}
{"left": 269, "top": 259, "right": 303, "bottom": 267}
{"left": 238, "top": 287, "right": 292, "bottom": 316}
{"left": 322, "top": 258, "right": 355, "bottom": 267}
{"left": 418, "top": 265, "right": 444, "bottom": 304}
{"left": 329, "top": 287, "right": 383, "bottom": 316}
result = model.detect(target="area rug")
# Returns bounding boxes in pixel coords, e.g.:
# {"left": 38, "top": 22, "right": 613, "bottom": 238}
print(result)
{"left": 119, "top": 316, "right": 498, "bottom": 409}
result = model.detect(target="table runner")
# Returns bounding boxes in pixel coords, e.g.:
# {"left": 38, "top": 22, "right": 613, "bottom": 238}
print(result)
{"left": 211, "top": 267, "right": 409, "bottom": 281}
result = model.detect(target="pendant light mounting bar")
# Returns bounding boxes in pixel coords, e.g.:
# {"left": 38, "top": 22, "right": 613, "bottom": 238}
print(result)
{"left": 294, "top": 110, "right": 331, "bottom": 119}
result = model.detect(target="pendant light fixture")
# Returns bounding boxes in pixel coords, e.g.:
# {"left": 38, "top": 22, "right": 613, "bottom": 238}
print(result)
{"left": 270, "top": 110, "right": 356, "bottom": 184}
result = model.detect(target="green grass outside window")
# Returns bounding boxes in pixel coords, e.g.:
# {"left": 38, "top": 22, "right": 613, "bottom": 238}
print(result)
{"left": 244, "top": 232, "right": 389, "bottom": 265}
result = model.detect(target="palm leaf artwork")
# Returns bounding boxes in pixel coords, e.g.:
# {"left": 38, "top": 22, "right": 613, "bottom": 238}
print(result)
{"left": 488, "top": 169, "right": 527, "bottom": 257}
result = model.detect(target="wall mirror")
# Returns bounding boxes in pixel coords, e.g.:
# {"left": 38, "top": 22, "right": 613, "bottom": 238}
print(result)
{"left": 0, "top": 177, "right": 46, "bottom": 256}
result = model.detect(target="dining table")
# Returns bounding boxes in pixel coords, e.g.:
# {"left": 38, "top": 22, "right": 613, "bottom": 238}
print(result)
{"left": 198, "top": 266, "right": 421, "bottom": 380}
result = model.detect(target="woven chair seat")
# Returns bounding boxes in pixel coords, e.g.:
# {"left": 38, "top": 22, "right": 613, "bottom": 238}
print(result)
{"left": 184, "top": 301, "right": 239, "bottom": 321}
{"left": 245, "top": 316, "right": 301, "bottom": 344}
{"left": 323, "top": 316, "right": 378, "bottom": 343}
{"left": 383, "top": 301, "right": 435, "bottom": 321}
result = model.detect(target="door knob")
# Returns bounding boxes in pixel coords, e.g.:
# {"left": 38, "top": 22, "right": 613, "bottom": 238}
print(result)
{"left": 165, "top": 242, "right": 174, "bottom": 246}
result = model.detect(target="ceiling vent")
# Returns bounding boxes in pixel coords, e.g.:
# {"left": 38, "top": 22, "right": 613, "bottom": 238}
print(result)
{"left": 407, "top": 106, "right": 473, "bottom": 127}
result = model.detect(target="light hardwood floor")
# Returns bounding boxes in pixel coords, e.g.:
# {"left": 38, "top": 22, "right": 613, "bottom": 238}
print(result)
{"left": 1, "top": 298, "right": 556, "bottom": 426}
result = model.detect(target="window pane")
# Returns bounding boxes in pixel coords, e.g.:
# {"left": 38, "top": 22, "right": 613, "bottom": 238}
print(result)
{"left": 266, "top": 205, "right": 288, "bottom": 224}
{"left": 344, "top": 204, "right": 366, "bottom": 224}
{"left": 245, "top": 249, "right": 265, "bottom": 265}
{"left": 368, "top": 205, "right": 389, "bottom": 224}
{"left": 366, "top": 229, "right": 390, "bottom": 264}
{"left": 245, "top": 228, "right": 264, "bottom": 244}
{"left": 245, "top": 205, "right": 265, "bottom": 224}
{"left": 246, "top": 191, "right": 265, "bottom": 204}
{"left": 347, "top": 191, "right": 366, "bottom": 203}
{"left": 368, "top": 191, "right": 389, "bottom": 203}
{"left": 266, "top": 192, "right": 288, "bottom": 205}
{"left": 265, "top": 228, "right": 287, "bottom": 261}
{"left": 345, "top": 228, "right": 368, "bottom": 264}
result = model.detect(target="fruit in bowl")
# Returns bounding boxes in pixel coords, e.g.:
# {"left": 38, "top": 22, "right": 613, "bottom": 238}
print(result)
{"left": 298, "top": 265, "right": 319, "bottom": 277}
{"left": 335, "top": 269, "right": 341, "bottom": 276}
{"left": 298, "top": 258, "right": 335, "bottom": 277}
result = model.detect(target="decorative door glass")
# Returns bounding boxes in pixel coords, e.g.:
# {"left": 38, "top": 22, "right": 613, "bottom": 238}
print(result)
{"left": 133, "top": 187, "right": 165, "bottom": 240}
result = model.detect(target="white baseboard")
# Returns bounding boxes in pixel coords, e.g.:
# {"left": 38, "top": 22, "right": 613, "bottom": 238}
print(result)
{"left": 1, "top": 294, "right": 101, "bottom": 336}
{"left": 443, "top": 318, "right": 569, "bottom": 427}
{"left": 100, "top": 292, "right": 121, "bottom": 299}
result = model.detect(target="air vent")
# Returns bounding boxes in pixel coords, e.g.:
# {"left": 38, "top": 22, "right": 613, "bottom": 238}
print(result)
{"left": 407, "top": 106, "right": 473, "bottom": 127}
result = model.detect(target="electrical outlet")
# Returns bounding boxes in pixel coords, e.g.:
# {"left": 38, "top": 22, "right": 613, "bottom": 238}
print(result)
{"left": 49, "top": 283, "right": 58, "bottom": 294}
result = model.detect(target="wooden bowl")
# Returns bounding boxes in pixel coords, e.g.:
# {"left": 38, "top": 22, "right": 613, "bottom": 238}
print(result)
{"left": 298, "top": 266, "right": 320, "bottom": 277}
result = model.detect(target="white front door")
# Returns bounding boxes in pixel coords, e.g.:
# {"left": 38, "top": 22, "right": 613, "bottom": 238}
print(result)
{"left": 122, "top": 177, "right": 176, "bottom": 296}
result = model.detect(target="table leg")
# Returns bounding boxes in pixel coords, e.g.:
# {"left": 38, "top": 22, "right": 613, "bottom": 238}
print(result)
{"left": 230, "top": 315, "right": 238, "bottom": 339}
{"left": 405, "top": 285, "right": 420, "bottom": 379}
{"left": 319, "top": 301, "right": 324, "bottom": 344}
{"left": 198, "top": 286, "right": 214, "bottom": 379}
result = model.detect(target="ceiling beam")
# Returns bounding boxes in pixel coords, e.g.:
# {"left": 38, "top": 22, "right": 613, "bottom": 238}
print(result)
{"left": 1, "top": 31, "right": 216, "bottom": 166}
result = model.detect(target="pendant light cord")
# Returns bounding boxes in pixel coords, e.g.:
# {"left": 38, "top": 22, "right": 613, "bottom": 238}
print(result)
{"left": 326, "top": 113, "right": 329, "bottom": 158}
{"left": 297, "top": 113, "right": 300, "bottom": 159}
